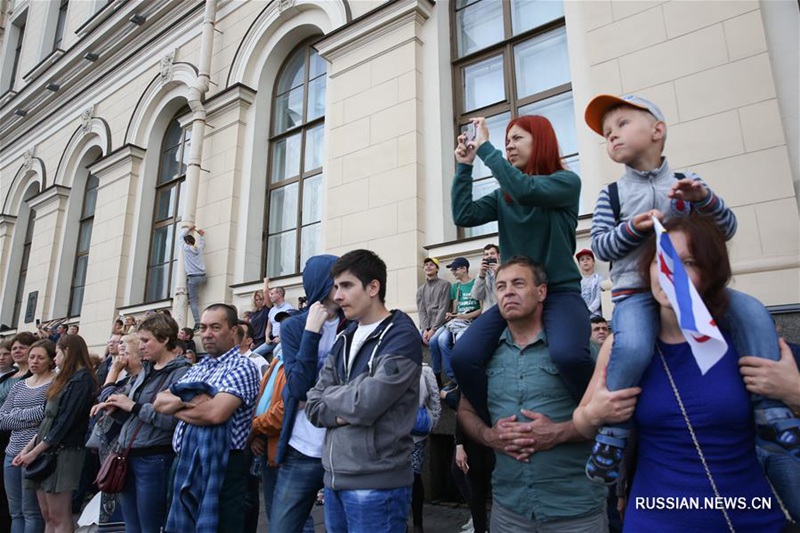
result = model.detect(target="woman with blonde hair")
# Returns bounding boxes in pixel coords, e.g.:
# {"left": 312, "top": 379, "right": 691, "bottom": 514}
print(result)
{"left": 89, "top": 332, "right": 143, "bottom": 532}
{"left": 249, "top": 277, "right": 272, "bottom": 350}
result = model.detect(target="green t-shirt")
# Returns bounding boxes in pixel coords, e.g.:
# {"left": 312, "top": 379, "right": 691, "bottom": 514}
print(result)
{"left": 451, "top": 279, "right": 481, "bottom": 315}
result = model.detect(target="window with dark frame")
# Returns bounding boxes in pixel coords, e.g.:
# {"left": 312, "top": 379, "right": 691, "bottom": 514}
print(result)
{"left": 145, "top": 117, "right": 190, "bottom": 303}
{"left": 53, "top": 0, "right": 69, "bottom": 51}
{"left": 8, "top": 18, "right": 26, "bottom": 91}
{"left": 264, "top": 40, "right": 326, "bottom": 278}
{"left": 12, "top": 209, "right": 35, "bottom": 327}
{"left": 452, "top": 0, "right": 580, "bottom": 238}
{"left": 68, "top": 172, "right": 98, "bottom": 317}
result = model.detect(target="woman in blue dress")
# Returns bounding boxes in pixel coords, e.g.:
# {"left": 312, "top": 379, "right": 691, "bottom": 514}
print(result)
{"left": 573, "top": 214, "right": 788, "bottom": 532}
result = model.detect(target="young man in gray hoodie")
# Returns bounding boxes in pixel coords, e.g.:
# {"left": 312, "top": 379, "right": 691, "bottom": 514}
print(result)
{"left": 306, "top": 249, "right": 422, "bottom": 533}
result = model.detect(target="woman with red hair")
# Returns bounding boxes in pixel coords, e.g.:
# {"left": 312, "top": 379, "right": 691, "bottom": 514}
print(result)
{"left": 450, "top": 116, "right": 594, "bottom": 424}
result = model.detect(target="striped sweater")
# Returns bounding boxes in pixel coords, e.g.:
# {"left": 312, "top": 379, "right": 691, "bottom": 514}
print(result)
{"left": 0, "top": 379, "right": 51, "bottom": 456}
{"left": 590, "top": 158, "right": 736, "bottom": 300}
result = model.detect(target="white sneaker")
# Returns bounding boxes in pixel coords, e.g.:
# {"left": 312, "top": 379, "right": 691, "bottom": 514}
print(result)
{"left": 460, "top": 517, "right": 474, "bottom": 532}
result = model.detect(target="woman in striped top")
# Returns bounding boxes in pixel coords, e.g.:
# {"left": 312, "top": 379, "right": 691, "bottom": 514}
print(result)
{"left": 0, "top": 340, "right": 55, "bottom": 533}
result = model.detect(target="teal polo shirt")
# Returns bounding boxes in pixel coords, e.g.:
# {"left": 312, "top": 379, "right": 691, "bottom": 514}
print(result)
{"left": 487, "top": 329, "right": 606, "bottom": 522}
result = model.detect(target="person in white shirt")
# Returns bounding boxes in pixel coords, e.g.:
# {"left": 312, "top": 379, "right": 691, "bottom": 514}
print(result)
{"left": 235, "top": 321, "right": 268, "bottom": 377}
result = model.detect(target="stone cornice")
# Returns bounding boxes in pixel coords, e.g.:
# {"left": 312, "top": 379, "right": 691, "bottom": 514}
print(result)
{"left": 205, "top": 83, "right": 257, "bottom": 121}
{"left": 88, "top": 143, "right": 146, "bottom": 178}
{"left": 314, "top": 0, "right": 433, "bottom": 63}
{"left": 0, "top": 215, "right": 18, "bottom": 227}
{"left": 27, "top": 184, "right": 71, "bottom": 210}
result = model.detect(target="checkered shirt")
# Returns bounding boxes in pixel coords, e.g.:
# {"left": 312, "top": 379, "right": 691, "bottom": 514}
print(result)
{"left": 172, "top": 346, "right": 260, "bottom": 453}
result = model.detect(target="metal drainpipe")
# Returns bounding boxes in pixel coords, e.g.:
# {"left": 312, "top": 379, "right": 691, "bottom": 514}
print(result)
{"left": 173, "top": 0, "right": 217, "bottom": 327}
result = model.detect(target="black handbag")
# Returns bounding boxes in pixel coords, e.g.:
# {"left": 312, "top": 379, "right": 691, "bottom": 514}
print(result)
{"left": 23, "top": 450, "right": 57, "bottom": 482}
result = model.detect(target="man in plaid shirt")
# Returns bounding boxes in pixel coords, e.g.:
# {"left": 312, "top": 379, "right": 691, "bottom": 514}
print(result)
{"left": 155, "top": 304, "right": 260, "bottom": 532}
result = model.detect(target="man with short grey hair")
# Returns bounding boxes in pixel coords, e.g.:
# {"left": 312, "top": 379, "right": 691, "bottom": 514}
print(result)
{"left": 458, "top": 256, "right": 607, "bottom": 532}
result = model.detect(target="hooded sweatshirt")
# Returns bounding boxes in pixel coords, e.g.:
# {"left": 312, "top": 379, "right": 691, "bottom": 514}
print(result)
{"left": 305, "top": 310, "right": 422, "bottom": 491}
{"left": 276, "top": 254, "right": 344, "bottom": 464}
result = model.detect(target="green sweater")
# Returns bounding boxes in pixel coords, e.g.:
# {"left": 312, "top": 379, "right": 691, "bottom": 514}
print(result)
{"left": 451, "top": 142, "right": 581, "bottom": 292}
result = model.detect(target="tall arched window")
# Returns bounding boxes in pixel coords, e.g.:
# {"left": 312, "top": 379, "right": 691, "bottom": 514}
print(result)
{"left": 452, "top": 0, "right": 579, "bottom": 237}
{"left": 68, "top": 173, "right": 98, "bottom": 317}
{"left": 265, "top": 41, "right": 326, "bottom": 277}
{"left": 12, "top": 209, "right": 35, "bottom": 326}
{"left": 146, "top": 117, "right": 190, "bottom": 302}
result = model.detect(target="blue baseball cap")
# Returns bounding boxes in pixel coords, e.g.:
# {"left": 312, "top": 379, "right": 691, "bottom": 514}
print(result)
{"left": 446, "top": 257, "right": 470, "bottom": 270}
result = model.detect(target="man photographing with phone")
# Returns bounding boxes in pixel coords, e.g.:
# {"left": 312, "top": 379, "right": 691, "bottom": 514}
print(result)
{"left": 473, "top": 244, "right": 500, "bottom": 310}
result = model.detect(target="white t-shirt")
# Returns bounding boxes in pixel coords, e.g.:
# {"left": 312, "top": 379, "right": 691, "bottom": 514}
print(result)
{"left": 289, "top": 318, "right": 340, "bottom": 458}
{"left": 346, "top": 320, "right": 382, "bottom": 379}
{"left": 268, "top": 301, "right": 295, "bottom": 339}
{"left": 243, "top": 350, "right": 269, "bottom": 377}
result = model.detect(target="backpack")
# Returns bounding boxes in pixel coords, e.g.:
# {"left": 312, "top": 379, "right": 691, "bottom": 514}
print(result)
{"left": 607, "top": 172, "right": 685, "bottom": 224}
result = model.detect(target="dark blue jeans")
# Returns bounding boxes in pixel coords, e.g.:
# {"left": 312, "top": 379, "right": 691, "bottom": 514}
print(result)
{"left": 324, "top": 486, "right": 411, "bottom": 533}
{"left": 757, "top": 440, "right": 800, "bottom": 521}
{"left": 451, "top": 292, "right": 592, "bottom": 421}
{"left": 263, "top": 465, "right": 314, "bottom": 533}
{"left": 269, "top": 447, "right": 322, "bottom": 533}
{"left": 120, "top": 453, "right": 174, "bottom": 533}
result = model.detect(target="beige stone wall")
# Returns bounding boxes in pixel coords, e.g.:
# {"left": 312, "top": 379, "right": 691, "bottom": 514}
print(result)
{"left": 0, "top": 0, "right": 797, "bottom": 352}
{"left": 568, "top": 0, "right": 800, "bottom": 306}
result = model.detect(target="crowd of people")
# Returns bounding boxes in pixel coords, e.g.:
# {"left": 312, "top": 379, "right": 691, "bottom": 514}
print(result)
{"left": 0, "top": 90, "right": 798, "bottom": 533}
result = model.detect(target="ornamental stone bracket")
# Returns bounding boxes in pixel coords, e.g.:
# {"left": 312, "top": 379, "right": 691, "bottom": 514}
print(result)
{"left": 80, "top": 104, "right": 96, "bottom": 135}
{"left": 160, "top": 50, "right": 176, "bottom": 86}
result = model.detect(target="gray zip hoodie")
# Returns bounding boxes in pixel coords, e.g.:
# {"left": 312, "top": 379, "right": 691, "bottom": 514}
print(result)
{"left": 305, "top": 310, "right": 422, "bottom": 491}
{"left": 116, "top": 357, "right": 191, "bottom": 450}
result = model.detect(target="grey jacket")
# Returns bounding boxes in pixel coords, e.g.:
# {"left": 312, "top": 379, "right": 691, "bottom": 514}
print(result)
{"left": 415, "top": 277, "right": 450, "bottom": 331}
{"left": 472, "top": 270, "right": 497, "bottom": 309}
{"left": 306, "top": 310, "right": 422, "bottom": 490}
{"left": 116, "top": 357, "right": 191, "bottom": 450}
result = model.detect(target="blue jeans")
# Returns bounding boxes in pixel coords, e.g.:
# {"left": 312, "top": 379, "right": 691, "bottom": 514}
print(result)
{"left": 187, "top": 274, "right": 206, "bottom": 324}
{"left": 452, "top": 292, "right": 592, "bottom": 421}
{"left": 324, "top": 486, "right": 411, "bottom": 533}
{"left": 269, "top": 447, "right": 321, "bottom": 533}
{"left": 253, "top": 341, "right": 277, "bottom": 359}
{"left": 428, "top": 327, "right": 454, "bottom": 381}
{"left": 757, "top": 440, "right": 800, "bottom": 521}
{"left": 4, "top": 456, "right": 43, "bottom": 533}
{"left": 120, "top": 453, "right": 174, "bottom": 533}
{"left": 605, "top": 289, "right": 783, "bottom": 434}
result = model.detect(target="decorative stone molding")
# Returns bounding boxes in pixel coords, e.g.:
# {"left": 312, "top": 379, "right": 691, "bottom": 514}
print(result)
{"left": 160, "top": 50, "right": 176, "bottom": 85}
{"left": 314, "top": 0, "right": 433, "bottom": 63}
{"left": 80, "top": 104, "right": 95, "bottom": 135}
{"left": 226, "top": 0, "right": 349, "bottom": 87}
{"left": 22, "top": 146, "right": 34, "bottom": 171}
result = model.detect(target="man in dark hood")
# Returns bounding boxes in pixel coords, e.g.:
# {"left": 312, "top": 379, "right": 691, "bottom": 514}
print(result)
{"left": 268, "top": 254, "right": 344, "bottom": 532}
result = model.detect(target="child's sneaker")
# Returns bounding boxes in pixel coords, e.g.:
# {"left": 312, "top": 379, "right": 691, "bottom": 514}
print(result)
{"left": 756, "top": 407, "right": 800, "bottom": 460}
{"left": 586, "top": 428, "right": 627, "bottom": 485}
{"left": 442, "top": 381, "right": 459, "bottom": 394}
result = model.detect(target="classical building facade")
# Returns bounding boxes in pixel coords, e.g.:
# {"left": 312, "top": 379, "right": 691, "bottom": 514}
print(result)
{"left": 1, "top": 0, "right": 798, "bottom": 350}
